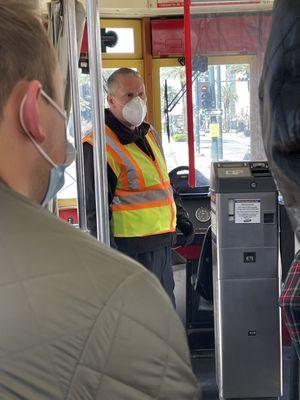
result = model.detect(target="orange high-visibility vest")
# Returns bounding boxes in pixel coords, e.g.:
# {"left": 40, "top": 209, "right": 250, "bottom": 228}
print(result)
{"left": 83, "top": 126, "right": 176, "bottom": 237}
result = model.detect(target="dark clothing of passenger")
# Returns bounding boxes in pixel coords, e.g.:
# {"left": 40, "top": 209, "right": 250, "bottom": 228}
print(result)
{"left": 280, "top": 250, "right": 300, "bottom": 358}
{"left": 289, "top": 344, "right": 300, "bottom": 400}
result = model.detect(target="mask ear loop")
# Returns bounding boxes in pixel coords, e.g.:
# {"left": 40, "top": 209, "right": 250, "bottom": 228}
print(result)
{"left": 19, "top": 94, "right": 58, "bottom": 169}
{"left": 40, "top": 90, "right": 76, "bottom": 182}
{"left": 20, "top": 95, "right": 76, "bottom": 182}
{"left": 41, "top": 90, "right": 66, "bottom": 120}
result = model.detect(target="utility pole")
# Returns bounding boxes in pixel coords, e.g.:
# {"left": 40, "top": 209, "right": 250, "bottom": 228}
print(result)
{"left": 209, "top": 66, "right": 218, "bottom": 161}
{"left": 216, "top": 65, "right": 223, "bottom": 159}
{"left": 195, "top": 74, "right": 200, "bottom": 153}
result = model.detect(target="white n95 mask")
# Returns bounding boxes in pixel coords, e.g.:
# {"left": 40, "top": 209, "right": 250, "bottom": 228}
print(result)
{"left": 122, "top": 96, "right": 147, "bottom": 127}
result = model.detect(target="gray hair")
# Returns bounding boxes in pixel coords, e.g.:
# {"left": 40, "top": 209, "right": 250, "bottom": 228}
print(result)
{"left": 107, "top": 68, "right": 141, "bottom": 96}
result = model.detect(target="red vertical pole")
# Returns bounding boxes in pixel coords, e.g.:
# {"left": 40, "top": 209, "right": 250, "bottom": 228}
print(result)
{"left": 184, "top": 0, "right": 195, "bottom": 188}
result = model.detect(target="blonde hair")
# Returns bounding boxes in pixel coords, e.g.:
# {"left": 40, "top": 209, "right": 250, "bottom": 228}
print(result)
{"left": 0, "top": 0, "right": 57, "bottom": 118}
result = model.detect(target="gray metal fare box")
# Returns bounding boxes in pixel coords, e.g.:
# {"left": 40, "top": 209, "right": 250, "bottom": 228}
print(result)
{"left": 211, "top": 162, "right": 282, "bottom": 399}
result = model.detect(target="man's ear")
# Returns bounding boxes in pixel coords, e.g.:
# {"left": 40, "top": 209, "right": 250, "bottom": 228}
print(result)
{"left": 107, "top": 94, "right": 115, "bottom": 108}
{"left": 20, "top": 81, "right": 46, "bottom": 144}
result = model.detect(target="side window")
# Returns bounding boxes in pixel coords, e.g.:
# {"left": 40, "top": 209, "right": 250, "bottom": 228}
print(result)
{"left": 101, "top": 20, "right": 142, "bottom": 60}
{"left": 159, "top": 62, "right": 250, "bottom": 185}
{"left": 104, "top": 27, "right": 135, "bottom": 54}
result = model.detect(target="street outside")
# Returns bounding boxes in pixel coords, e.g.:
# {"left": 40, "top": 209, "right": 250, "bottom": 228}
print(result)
{"left": 163, "top": 130, "right": 251, "bottom": 181}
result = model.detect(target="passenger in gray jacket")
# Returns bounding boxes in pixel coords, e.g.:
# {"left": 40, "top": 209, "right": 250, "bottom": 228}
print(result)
{"left": 0, "top": 1, "right": 199, "bottom": 399}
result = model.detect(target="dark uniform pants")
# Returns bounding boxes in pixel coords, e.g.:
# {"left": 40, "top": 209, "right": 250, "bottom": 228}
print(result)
{"left": 124, "top": 247, "right": 176, "bottom": 307}
{"left": 290, "top": 344, "right": 300, "bottom": 400}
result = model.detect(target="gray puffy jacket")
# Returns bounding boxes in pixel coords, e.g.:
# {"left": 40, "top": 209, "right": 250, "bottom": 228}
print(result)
{"left": 0, "top": 183, "right": 200, "bottom": 399}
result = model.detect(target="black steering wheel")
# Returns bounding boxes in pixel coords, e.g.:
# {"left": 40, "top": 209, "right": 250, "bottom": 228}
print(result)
{"left": 169, "top": 166, "right": 209, "bottom": 192}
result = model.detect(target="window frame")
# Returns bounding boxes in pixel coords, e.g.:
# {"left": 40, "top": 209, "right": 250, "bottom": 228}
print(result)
{"left": 101, "top": 19, "right": 143, "bottom": 60}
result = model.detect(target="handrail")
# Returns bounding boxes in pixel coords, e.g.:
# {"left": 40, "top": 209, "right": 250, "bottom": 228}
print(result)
{"left": 86, "top": 0, "right": 110, "bottom": 245}
{"left": 184, "top": 0, "right": 195, "bottom": 188}
{"left": 65, "top": 0, "right": 88, "bottom": 232}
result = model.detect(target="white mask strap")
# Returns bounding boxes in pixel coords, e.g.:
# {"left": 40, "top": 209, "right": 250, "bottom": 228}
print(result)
{"left": 41, "top": 90, "right": 66, "bottom": 120}
{"left": 19, "top": 94, "right": 59, "bottom": 169}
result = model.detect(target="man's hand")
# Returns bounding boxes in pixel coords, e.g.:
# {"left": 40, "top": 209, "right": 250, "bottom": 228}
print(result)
{"left": 176, "top": 218, "right": 195, "bottom": 246}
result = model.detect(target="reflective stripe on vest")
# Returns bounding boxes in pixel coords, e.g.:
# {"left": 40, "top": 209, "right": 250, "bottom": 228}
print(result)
{"left": 112, "top": 185, "right": 174, "bottom": 210}
{"left": 82, "top": 126, "right": 177, "bottom": 237}
{"left": 83, "top": 130, "right": 140, "bottom": 190}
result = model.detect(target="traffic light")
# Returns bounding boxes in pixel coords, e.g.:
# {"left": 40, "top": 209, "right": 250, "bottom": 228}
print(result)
{"left": 192, "top": 55, "right": 208, "bottom": 73}
{"left": 200, "top": 84, "right": 213, "bottom": 109}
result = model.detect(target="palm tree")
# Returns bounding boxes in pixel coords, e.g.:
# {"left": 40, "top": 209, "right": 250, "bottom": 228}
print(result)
{"left": 221, "top": 85, "right": 238, "bottom": 132}
{"left": 160, "top": 67, "right": 187, "bottom": 135}
{"left": 160, "top": 66, "right": 209, "bottom": 137}
{"left": 226, "top": 64, "right": 249, "bottom": 79}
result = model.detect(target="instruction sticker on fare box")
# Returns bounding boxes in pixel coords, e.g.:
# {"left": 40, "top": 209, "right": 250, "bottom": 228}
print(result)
{"left": 234, "top": 199, "right": 261, "bottom": 224}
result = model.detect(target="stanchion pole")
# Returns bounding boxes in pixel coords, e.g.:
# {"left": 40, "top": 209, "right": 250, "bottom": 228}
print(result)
{"left": 65, "top": 0, "right": 88, "bottom": 232}
{"left": 86, "top": 0, "right": 110, "bottom": 244}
